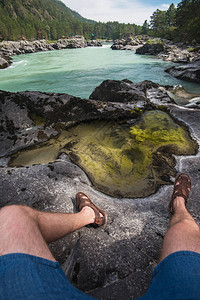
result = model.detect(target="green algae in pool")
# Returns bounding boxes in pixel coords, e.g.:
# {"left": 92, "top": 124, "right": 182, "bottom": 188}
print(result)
{"left": 9, "top": 111, "right": 196, "bottom": 198}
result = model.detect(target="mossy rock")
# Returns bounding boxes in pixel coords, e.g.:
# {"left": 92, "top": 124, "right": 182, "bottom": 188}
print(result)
{"left": 147, "top": 39, "right": 163, "bottom": 45}
{"left": 9, "top": 110, "right": 197, "bottom": 198}
{"left": 30, "top": 113, "right": 45, "bottom": 126}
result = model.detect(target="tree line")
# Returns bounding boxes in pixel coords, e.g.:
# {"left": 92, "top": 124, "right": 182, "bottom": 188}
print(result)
{"left": 142, "top": 0, "right": 200, "bottom": 43}
{"left": 0, "top": 0, "right": 199, "bottom": 43}
{"left": 0, "top": 0, "right": 141, "bottom": 41}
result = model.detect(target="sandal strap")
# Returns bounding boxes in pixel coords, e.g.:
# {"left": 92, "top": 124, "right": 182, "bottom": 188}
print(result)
{"left": 172, "top": 183, "right": 190, "bottom": 202}
{"left": 169, "top": 173, "right": 191, "bottom": 213}
{"left": 76, "top": 192, "right": 107, "bottom": 226}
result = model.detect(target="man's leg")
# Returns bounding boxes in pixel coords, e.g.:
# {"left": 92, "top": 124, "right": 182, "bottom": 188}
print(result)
{"left": 139, "top": 174, "right": 200, "bottom": 300}
{"left": 159, "top": 175, "right": 200, "bottom": 262}
{"left": 0, "top": 194, "right": 102, "bottom": 261}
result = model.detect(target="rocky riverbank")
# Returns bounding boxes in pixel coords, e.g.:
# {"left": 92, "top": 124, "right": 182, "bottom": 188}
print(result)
{"left": 0, "top": 36, "right": 102, "bottom": 69}
{"left": 111, "top": 35, "right": 149, "bottom": 50}
{"left": 112, "top": 36, "right": 199, "bottom": 63}
{"left": 1, "top": 80, "right": 200, "bottom": 299}
{"left": 135, "top": 39, "right": 200, "bottom": 63}
{"left": 111, "top": 36, "right": 200, "bottom": 83}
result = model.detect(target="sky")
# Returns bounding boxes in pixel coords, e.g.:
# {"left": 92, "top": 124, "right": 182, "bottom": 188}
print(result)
{"left": 61, "top": 0, "right": 179, "bottom": 25}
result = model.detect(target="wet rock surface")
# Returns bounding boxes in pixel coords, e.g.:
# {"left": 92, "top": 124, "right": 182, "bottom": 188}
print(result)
{"left": 0, "top": 80, "right": 200, "bottom": 299}
{"left": 9, "top": 115, "right": 195, "bottom": 198}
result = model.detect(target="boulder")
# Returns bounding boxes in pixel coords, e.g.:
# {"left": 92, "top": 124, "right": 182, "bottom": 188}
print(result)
{"left": 186, "top": 97, "right": 200, "bottom": 108}
{"left": 158, "top": 45, "right": 195, "bottom": 63}
{"left": 165, "top": 57, "right": 200, "bottom": 83}
{"left": 111, "top": 35, "right": 147, "bottom": 51}
{"left": 136, "top": 42, "right": 165, "bottom": 55}
{"left": 87, "top": 40, "right": 102, "bottom": 47}
{"left": 54, "top": 36, "right": 87, "bottom": 49}
{"left": 111, "top": 43, "right": 125, "bottom": 50}
{"left": 0, "top": 55, "right": 10, "bottom": 69}
{"left": 89, "top": 79, "right": 175, "bottom": 106}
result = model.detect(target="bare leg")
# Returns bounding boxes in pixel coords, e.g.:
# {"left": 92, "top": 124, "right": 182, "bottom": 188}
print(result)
{"left": 159, "top": 196, "right": 200, "bottom": 262}
{"left": 0, "top": 204, "right": 96, "bottom": 261}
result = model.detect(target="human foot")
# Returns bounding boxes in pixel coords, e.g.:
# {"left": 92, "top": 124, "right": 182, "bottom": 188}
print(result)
{"left": 76, "top": 192, "right": 107, "bottom": 226}
{"left": 169, "top": 173, "right": 191, "bottom": 213}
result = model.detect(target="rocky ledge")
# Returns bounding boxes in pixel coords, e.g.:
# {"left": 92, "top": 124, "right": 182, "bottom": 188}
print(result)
{"left": 0, "top": 37, "right": 102, "bottom": 69}
{"left": 1, "top": 80, "right": 200, "bottom": 299}
{"left": 165, "top": 57, "right": 200, "bottom": 83}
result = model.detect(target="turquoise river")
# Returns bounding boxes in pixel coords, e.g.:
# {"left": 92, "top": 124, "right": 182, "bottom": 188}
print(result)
{"left": 0, "top": 43, "right": 200, "bottom": 98}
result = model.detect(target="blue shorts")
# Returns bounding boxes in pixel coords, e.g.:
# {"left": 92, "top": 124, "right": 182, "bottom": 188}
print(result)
{"left": 1, "top": 251, "right": 200, "bottom": 299}
{"left": 0, "top": 253, "right": 95, "bottom": 300}
{"left": 138, "top": 251, "right": 200, "bottom": 300}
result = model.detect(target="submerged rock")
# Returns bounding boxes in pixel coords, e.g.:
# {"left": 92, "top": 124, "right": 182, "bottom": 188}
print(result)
{"left": 9, "top": 113, "right": 195, "bottom": 198}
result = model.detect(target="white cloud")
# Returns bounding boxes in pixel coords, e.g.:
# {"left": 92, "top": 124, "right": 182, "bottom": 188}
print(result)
{"left": 61, "top": 0, "right": 160, "bottom": 25}
{"left": 161, "top": 3, "right": 170, "bottom": 10}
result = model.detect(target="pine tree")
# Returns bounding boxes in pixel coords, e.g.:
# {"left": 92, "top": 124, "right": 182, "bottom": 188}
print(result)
{"left": 141, "top": 20, "right": 149, "bottom": 35}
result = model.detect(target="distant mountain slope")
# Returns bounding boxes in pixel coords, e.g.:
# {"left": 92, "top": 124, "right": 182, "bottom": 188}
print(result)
{"left": 0, "top": 0, "right": 95, "bottom": 40}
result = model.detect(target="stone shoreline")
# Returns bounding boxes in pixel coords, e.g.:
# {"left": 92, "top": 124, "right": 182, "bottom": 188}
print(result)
{"left": 0, "top": 36, "right": 102, "bottom": 69}
{"left": 111, "top": 35, "right": 200, "bottom": 83}
{"left": 1, "top": 35, "right": 200, "bottom": 84}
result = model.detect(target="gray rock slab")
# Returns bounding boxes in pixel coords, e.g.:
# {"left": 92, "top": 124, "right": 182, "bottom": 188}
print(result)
{"left": 166, "top": 57, "right": 200, "bottom": 83}
{"left": 136, "top": 43, "right": 165, "bottom": 55}
{"left": 1, "top": 82, "right": 200, "bottom": 299}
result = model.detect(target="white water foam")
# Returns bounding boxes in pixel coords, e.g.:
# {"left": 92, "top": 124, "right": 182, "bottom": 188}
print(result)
{"left": 9, "top": 60, "right": 28, "bottom": 69}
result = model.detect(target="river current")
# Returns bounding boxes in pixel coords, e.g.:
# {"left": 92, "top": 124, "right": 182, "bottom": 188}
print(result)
{"left": 0, "top": 43, "right": 200, "bottom": 98}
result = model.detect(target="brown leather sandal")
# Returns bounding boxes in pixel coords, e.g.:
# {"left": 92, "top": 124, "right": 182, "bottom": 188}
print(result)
{"left": 76, "top": 192, "right": 107, "bottom": 226}
{"left": 169, "top": 173, "right": 191, "bottom": 213}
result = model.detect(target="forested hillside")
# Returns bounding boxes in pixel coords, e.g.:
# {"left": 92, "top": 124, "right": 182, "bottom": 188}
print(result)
{"left": 143, "top": 0, "right": 200, "bottom": 43}
{"left": 0, "top": 0, "right": 141, "bottom": 41}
